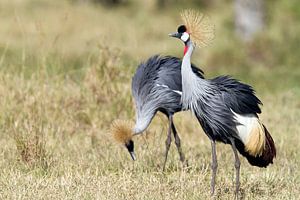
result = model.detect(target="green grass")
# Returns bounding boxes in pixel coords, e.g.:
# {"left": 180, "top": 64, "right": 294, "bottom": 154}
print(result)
{"left": 0, "top": 0, "right": 299, "bottom": 199}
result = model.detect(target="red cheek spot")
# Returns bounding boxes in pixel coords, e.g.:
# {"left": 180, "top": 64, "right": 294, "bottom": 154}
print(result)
{"left": 184, "top": 45, "right": 188, "bottom": 55}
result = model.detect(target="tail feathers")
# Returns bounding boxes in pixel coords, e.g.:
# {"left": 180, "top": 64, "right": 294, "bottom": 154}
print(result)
{"left": 244, "top": 120, "right": 265, "bottom": 156}
{"left": 236, "top": 124, "right": 276, "bottom": 168}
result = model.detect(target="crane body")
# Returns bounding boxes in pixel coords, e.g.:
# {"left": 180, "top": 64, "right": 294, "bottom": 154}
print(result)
{"left": 169, "top": 14, "right": 276, "bottom": 196}
{"left": 112, "top": 55, "right": 204, "bottom": 170}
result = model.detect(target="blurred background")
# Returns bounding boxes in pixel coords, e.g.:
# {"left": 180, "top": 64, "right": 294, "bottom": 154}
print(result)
{"left": 1, "top": 0, "right": 299, "bottom": 90}
{"left": 0, "top": 0, "right": 299, "bottom": 199}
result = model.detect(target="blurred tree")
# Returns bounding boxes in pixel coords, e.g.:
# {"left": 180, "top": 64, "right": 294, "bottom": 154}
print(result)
{"left": 235, "top": 0, "right": 265, "bottom": 42}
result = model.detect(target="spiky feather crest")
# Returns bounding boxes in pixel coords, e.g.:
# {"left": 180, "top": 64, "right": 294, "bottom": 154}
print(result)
{"left": 110, "top": 119, "right": 133, "bottom": 144}
{"left": 180, "top": 9, "right": 215, "bottom": 47}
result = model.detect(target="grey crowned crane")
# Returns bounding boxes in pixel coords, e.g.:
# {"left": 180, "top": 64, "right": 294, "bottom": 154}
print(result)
{"left": 111, "top": 55, "right": 204, "bottom": 170}
{"left": 169, "top": 10, "right": 276, "bottom": 196}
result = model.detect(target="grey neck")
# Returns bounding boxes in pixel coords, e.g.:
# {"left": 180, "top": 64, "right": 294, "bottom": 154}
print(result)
{"left": 181, "top": 40, "right": 209, "bottom": 111}
{"left": 182, "top": 40, "right": 197, "bottom": 75}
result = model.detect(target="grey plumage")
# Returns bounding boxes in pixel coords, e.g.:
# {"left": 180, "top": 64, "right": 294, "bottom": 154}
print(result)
{"left": 131, "top": 55, "right": 204, "bottom": 169}
{"left": 191, "top": 75, "right": 262, "bottom": 144}
{"left": 132, "top": 55, "right": 203, "bottom": 134}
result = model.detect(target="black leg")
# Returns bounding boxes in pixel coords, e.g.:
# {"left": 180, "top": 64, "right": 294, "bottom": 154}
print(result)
{"left": 211, "top": 140, "right": 218, "bottom": 196}
{"left": 170, "top": 117, "right": 186, "bottom": 167}
{"left": 162, "top": 115, "right": 172, "bottom": 171}
{"left": 230, "top": 139, "right": 240, "bottom": 198}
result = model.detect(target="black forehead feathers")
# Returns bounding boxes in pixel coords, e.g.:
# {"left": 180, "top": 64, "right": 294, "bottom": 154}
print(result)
{"left": 125, "top": 140, "right": 134, "bottom": 152}
{"left": 177, "top": 25, "right": 187, "bottom": 33}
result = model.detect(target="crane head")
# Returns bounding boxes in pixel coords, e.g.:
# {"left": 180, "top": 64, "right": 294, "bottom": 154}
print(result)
{"left": 169, "top": 25, "right": 190, "bottom": 43}
{"left": 110, "top": 119, "right": 136, "bottom": 161}
{"left": 170, "top": 9, "right": 215, "bottom": 48}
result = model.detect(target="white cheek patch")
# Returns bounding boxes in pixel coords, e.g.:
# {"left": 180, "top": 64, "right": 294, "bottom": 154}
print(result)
{"left": 181, "top": 32, "right": 189, "bottom": 42}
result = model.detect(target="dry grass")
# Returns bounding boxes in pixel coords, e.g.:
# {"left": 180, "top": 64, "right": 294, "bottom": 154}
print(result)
{"left": 0, "top": 0, "right": 299, "bottom": 199}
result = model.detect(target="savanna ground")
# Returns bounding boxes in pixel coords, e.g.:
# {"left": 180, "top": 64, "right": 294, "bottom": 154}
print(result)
{"left": 0, "top": 0, "right": 299, "bottom": 199}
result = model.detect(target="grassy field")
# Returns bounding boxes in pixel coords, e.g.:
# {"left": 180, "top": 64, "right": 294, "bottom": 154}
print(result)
{"left": 0, "top": 0, "right": 299, "bottom": 199}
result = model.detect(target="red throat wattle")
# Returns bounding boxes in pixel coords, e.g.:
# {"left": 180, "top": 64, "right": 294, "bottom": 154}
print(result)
{"left": 184, "top": 45, "right": 188, "bottom": 55}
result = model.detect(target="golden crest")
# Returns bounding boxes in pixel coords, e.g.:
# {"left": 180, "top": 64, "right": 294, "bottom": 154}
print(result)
{"left": 180, "top": 9, "right": 215, "bottom": 47}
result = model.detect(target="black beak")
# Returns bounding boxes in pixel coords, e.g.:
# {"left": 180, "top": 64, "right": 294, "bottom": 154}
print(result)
{"left": 125, "top": 140, "right": 136, "bottom": 161}
{"left": 129, "top": 151, "right": 136, "bottom": 161}
{"left": 168, "top": 32, "right": 181, "bottom": 38}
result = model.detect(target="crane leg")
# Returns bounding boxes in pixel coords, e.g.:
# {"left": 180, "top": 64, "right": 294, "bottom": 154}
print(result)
{"left": 210, "top": 140, "right": 218, "bottom": 196}
{"left": 162, "top": 115, "right": 172, "bottom": 171}
{"left": 170, "top": 117, "right": 187, "bottom": 167}
{"left": 230, "top": 139, "right": 240, "bottom": 198}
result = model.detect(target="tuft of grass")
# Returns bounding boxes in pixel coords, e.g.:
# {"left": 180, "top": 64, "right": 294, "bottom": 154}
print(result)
{"left": 8, "top": 114, "right": 52, "bottom": 171}
{"left": 13, "top": 123, "right": 49, "bottom": 170}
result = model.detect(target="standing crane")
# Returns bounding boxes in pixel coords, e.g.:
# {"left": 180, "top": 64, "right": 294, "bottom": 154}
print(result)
{"left": 168, "top": 10, "right": 276, "bottom": 196}
{"left": 111, "top": 55, "right": 204, "bottom": 170}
